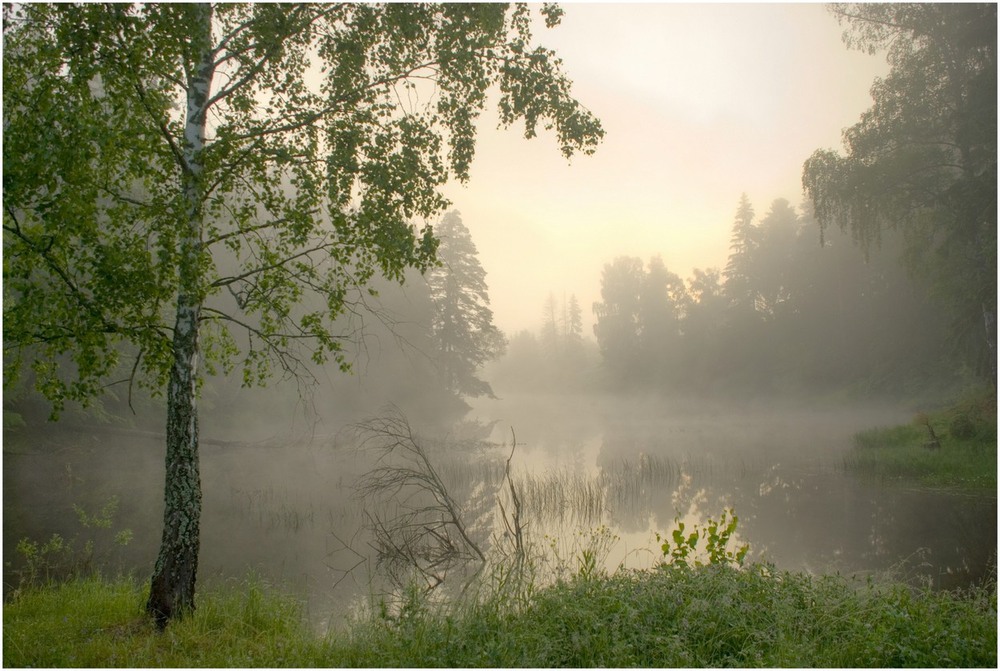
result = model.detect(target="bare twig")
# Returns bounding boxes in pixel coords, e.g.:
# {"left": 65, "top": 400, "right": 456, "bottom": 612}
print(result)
{"left": 354, "top": 407, "right": 485, "bottom": 592}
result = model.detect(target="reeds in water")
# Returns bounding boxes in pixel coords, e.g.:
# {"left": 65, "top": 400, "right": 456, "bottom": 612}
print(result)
{"left": 512, "top": 453, "right": 683, "bottom": 526}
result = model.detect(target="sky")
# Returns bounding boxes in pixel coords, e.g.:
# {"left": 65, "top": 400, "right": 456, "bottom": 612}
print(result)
{"left": 439, "top": 2, "right": 890, "bottom": 337}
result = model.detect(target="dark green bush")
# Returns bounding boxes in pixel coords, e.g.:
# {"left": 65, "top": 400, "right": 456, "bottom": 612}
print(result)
{"left": 949, "top": 413, "right": 976, "bottom": 440}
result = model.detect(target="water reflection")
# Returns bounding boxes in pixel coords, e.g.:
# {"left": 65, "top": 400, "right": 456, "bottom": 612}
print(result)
{"left": 489, "top": 401, "right": 997, "bottom": 592}
{"left": 4, "top": 397, "right": 996, "bottom": 631}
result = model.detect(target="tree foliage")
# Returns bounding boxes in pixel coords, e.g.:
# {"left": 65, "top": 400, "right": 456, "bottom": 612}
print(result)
{"left": 3, "top": 2, "right": 603, "bottom": 625}
{"left": 802, "top": 3, "right": 996, "bottom": 379}
{"left": 426, "top": 211, "right": 505, "bottom": 399}
{"left": 593, "top": 255, "right": 690, "bottom": 386}
{"left": 4, "top": 3, "right": 603, "bottom": 408}
{"left": 581, "top": 195, "right": 951, "bottom": 394}
{"left": 592, "top": 256, "right": 644, "bottom": 380}
{"left": 722, "top": 193, "right": 759, "bottom": 316}
{"left": 489, "top": 293, "right": 596, "bottom": 393}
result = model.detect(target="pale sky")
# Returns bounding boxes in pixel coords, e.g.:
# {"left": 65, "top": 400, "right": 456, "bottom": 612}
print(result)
{"left": 440, "top": 2, "right": 889, "bottom": 337}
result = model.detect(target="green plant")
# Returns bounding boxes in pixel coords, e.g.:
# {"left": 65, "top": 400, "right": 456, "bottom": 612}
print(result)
{"left": 3, "top": 410, "right": 26, "bottom": 431}
{"left": 656, "top": 508, "right": 749, "bottom": 569}
{"left": 847, "top": 398, "right": 997, "bottom": 490}
{"left": 949, "top": 413, "right": 976, "bottom": 439}
{"left": 8, "top": 496, "right": 133, "bottom": 592}
{"left": 4, "top": 566, "right": 996, "bottom": 668}
{"left": 12, "top": 534, "right": 74, "bottom": 589}
{"left": 544, "top": 525, "right": 621, "bottom": 582}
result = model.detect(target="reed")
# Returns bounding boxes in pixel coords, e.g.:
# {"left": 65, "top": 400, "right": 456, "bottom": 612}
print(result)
{"left": 510, "top": 453, "right": 684, "bottom": 526}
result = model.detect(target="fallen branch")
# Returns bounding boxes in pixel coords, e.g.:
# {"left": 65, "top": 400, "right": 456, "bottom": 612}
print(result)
{"left": 353, "top": 407, "right": 484, "bottom": 592}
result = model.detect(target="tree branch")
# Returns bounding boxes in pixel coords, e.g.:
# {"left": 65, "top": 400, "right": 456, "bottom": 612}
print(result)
{"left": 209, "top": 238, "right": 332, "bottom": 289}
{"left": 204, "top": 216, "right": 298, "bottom": 248}
{"left": 226, "top": 60, "right": 440, "bottom": 143}
{"left": 130, "top": 74, "right": 188, "bottom": 175}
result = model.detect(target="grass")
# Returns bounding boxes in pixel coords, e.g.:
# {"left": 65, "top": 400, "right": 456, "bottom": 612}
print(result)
{"left": 846, "top": 390, "right": 997, "bottom": 491}
{"left": 5, "top": 566, "right": 996, "bottom": 667}
{"left": 3, "top": 575, "right": 326, "bottom": 667}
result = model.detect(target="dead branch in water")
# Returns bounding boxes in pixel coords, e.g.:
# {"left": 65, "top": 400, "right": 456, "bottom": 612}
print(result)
{"left": 496, "top": 427, "right": 526, "bottom": 569}
{"left": 353, "top": 407, "right": 484, "bottom": 592}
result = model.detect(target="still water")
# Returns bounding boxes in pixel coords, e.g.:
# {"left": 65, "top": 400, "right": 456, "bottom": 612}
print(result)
{"left": 4, "top": 394, "right": 996, "bottom": 627}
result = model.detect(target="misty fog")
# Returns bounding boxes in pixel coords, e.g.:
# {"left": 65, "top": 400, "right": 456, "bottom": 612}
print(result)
{"left": 6, "top": 233, "right": 994, "bottom": 624}
{"left": 4, "top": 2, "right": 995, "bottom": 637}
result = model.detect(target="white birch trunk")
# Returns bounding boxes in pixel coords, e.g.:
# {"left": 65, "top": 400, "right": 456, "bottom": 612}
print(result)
{"left": 147, "top": 2, "right": 214, "bottom": 627}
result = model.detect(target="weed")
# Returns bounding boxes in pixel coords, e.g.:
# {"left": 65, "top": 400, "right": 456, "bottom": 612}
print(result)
{"left": 4, "top": 556, "right": 996, "bottom": 667}
{"left": 656, "top": 508, "right": 749, "bottom": 569}
{"left": 7, "top": 495, "right": 133, "bottom": 594}
{"left": 543, "top": 525, "right": 620, "bottom": 582}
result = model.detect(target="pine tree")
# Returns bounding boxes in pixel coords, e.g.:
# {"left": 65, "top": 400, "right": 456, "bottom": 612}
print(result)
{"left": 541, "top": 292, "right": 560, "bottom": 353}
{"left": 566, "top": 294, "right": 584, "bottom": 344}
{"left": 723, "top": 193, "right": 761, "bottom": 315}
{"left": 426, "top": 211, "right": 506, "bottom": 398}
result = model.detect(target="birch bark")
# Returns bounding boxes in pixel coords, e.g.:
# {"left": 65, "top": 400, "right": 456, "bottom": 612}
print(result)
{"left": 146, "top": 3, "right": 214, "bottom": 626}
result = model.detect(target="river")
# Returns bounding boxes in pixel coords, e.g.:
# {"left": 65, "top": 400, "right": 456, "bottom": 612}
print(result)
{"left": 3, "top": 393, "right": 995, "bottom": 628}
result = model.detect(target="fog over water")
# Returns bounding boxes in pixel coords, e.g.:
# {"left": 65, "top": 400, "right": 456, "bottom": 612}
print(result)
{"left": 5, "top": 383, "right": 995, "bottom": 627}
{"left": 3, "top": 1, "right": 995, "bottom": 634}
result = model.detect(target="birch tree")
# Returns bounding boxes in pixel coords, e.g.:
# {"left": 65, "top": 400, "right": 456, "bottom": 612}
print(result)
{"left": 3, "top": 2, "right": 603, "bottom": 626}
{"left": 803, "top": 3, "right": 996, "bottom": 378}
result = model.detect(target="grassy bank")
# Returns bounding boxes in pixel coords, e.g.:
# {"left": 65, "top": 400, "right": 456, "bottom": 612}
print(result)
{"left": 846, "top": 389, "right": 997, "bottom": 490}
{"left": 5, "top": 566, "right": 996, "bottom": 667}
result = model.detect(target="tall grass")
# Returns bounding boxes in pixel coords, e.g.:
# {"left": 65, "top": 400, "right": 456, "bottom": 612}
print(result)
{"left": 5, "top": 509, "right": 996, "bottom": 668}
{"left": 512, "top": 453, "right": 687, "bottom": 525}
{"left": 5, "top": 565, "right": 995, "bottom": 667}
{"left": 409, "top": 444, "right": 687, "bottom": 527}
{"left": 3, "top": 575, "right": 329, "bottom": 667}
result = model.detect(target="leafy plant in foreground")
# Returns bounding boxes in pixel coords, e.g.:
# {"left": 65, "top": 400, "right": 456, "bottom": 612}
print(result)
{"left": 657, "top": 508, "right": 749, "bottom": 569}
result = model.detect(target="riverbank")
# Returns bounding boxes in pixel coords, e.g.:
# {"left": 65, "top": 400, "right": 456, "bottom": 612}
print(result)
{"left": 5, "top": 566, "right": 996, "bottom": 667}
{"left": 845, "top": 389, "right": 997, "bottom": 491}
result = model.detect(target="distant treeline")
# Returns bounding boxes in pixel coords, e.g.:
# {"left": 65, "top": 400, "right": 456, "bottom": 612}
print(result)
{"left": 492, "top": 196, "right": 972, "bottom": 399}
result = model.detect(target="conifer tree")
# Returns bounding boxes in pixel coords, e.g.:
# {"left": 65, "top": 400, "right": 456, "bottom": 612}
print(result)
{"left": 426, "top": 211, "right": 506, "bottom": 399}
{"left": 723, "top": 193, "right": 760, "bottom": 315}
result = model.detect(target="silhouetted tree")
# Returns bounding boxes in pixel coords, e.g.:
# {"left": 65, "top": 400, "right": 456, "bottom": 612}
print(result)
{"left": 723, "top": 193, "right": 760, "bottom": 316}
{"left": 426, "top": 211, "right": 506, "bottom": 399}
{"left": 587, "top": 190, "right": 960, "bottom": 395}
{"left": 754, "top": 199, "right": 801, "bottom": 320}
{"left": 681, "top": 267, "right": 727, "bottom": 386}
{"left": 593, "top": 256, "right": 644, "bottom": 382}
{"left": 541, "top": 292, "right": 560, "bottom": 353}
{"left": 639, "top": 255, "right": 688, "bottom": 382}
{"left": 488, "top": 296, "right": 597, "bottom": 393}
{"left": 565, "top": 294, "right": 584, "bottom": 344}
{"left": 803, "top": 3, "right": 996, "bottom": 379}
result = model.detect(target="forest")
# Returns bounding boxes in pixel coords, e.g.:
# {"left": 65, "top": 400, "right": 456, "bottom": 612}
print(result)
{"left": 494, "top": 195, "right": 981, "bottom": 399}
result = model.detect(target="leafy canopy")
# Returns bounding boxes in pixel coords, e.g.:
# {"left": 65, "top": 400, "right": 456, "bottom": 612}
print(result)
{"left": 3, "top": 3, "right": 604, "bottom": 414}
{"left": 802, "top": 3, "right": 995, "bottom": 376}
